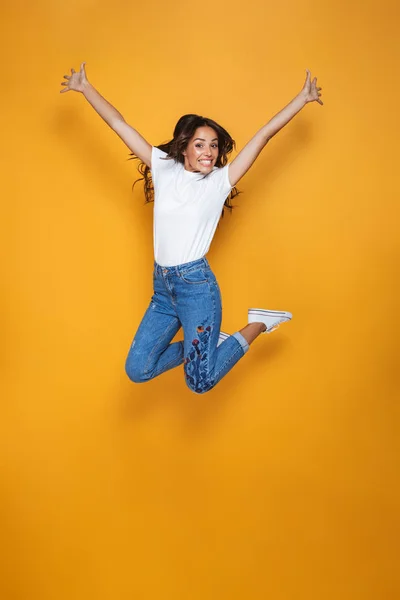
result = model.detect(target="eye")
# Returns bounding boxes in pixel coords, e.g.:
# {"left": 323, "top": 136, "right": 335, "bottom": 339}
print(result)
{"left": 195, "top": 143, "right": 219, "bottom": 148}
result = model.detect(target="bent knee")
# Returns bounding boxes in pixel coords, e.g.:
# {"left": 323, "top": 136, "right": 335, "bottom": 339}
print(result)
{"left": 184, "top": 370, "right": 214, "bottom": 395}
{"left": 125, "top": 359, "right": 152, "bottom": 384}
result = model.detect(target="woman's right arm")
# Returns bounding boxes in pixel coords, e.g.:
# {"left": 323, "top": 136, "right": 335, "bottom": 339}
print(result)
{"left": 60, "top": 63, "right": 152, "bottom": 168}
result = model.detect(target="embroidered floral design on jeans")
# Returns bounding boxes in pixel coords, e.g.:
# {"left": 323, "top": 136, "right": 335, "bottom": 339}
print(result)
{"left": 184, "top": 325, "right": 212, "bottom": 392}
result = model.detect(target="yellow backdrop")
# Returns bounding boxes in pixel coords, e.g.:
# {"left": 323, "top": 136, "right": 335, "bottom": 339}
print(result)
{"left": 1, "top": 0, "right": 399, "bottom": 598}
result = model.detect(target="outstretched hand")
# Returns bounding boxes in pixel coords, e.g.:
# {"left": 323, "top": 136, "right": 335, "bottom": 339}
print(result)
{"left": 60, "top": 62, "right": 88, "bottom": 93}
{"left": 301, "top": 69, "right": 323, "bottom": 105}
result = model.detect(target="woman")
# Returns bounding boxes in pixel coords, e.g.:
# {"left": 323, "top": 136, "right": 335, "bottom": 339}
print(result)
{"left": 60, "top": 64, "right": 323, "bottom": 394}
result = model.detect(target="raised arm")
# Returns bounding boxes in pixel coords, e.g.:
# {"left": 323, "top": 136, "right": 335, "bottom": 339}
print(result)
{"left": 228, "top": 70, "right": 323, "bottom": 187}
{"left": 60, "top": 62, "right": 152, "bottom": 167}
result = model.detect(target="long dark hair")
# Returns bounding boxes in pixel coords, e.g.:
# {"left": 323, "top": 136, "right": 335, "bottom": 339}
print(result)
{"left": 128, "top": 114, "right": 241, "bottom": 216}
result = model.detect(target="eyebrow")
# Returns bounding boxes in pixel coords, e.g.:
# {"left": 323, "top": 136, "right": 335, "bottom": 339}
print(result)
{"left": 194, "top": 138, "right": 218, "bottom": 142}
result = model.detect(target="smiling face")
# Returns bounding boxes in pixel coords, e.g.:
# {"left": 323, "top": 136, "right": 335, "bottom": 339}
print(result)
{"left": 182, "top": 126, "right": 219, "bottom": 173}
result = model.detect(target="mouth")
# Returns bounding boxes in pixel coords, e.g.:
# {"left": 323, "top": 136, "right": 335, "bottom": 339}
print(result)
{"left": 199, "top": 159, "right": 213, "bottom": 166}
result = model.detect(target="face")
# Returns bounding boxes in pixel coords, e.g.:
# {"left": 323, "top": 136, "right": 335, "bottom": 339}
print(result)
{"left": 182, "top": 126, "right": 219, "bottom": 173}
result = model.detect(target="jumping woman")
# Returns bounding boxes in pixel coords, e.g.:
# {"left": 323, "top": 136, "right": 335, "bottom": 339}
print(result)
{"left": 60, "top": 64, "right": 323, "bottom": 394}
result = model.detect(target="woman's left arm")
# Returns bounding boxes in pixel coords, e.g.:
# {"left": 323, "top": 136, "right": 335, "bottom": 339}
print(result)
{"left": 228, "top": 69, "right": 323, "bottom": 187}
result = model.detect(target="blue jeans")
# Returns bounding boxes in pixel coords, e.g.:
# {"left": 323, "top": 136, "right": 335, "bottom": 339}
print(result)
{"left": 125, "top": 257, "right": 249, "bottom": 394}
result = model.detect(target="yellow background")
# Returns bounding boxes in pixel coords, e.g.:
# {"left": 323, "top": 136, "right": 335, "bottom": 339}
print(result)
{"left": 1, "top": 1, "right": 399, "bottom": 598}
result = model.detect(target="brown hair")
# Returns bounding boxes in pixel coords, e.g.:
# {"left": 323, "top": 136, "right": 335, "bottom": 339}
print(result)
{"left": 129, "top": 114, "right": 241, "bottom": 216}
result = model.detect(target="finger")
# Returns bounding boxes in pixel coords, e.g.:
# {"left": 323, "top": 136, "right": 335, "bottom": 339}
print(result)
{"left": 80, "top": 61, "right": 86, "bottom": 71}
{"left": 60, "top": 87, "right": 70, "bottom": 93}
{"left": 60, "top": 81, "right": 68, "bottom": 86}
{"left": 71, "top": 68, "right": 76, "bottom": 74}
{"left": 63, "top": 74, "right": 70, "bottom": 80}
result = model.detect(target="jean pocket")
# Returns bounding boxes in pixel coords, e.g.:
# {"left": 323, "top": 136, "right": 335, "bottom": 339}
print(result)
{"left": 180, "top": 268, "right": 208, "bottom": 284}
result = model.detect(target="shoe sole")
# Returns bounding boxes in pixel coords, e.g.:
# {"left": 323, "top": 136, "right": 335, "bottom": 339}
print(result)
{"left": 248, "top": 309, "right": 292, "bottom": 334}
{"left": 249, "top": 309, "right": 292, "bottom": 319}
{"left": 217, "top": 332, "right": 229, "bottom": 347}
{"left": 248, "top": 308, "right": 292, "bottom": 317}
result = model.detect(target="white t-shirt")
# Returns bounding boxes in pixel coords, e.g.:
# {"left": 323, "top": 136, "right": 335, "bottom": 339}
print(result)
{"left": 151, "top": 146, "right": 233, "bottom": 267}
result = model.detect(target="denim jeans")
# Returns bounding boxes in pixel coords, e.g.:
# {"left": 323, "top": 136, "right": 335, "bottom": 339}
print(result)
{"left": 125, "top": 257, "right": 249, "bottom": 394}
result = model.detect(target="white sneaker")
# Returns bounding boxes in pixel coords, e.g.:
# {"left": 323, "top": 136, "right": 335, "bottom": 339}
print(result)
{"left": 248, "top": 308, "right": 292, "bottom": 334}
{"left": 217, "top": 331, "right": 230, "bottom": 347}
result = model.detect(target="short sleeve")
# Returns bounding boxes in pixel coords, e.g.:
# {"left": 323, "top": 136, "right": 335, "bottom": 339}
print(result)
{"left": 212, "top": 163, "right": 233, "bottom": 198}
{"left": 151, "top": 146, "right": 172, "bottom": 187}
